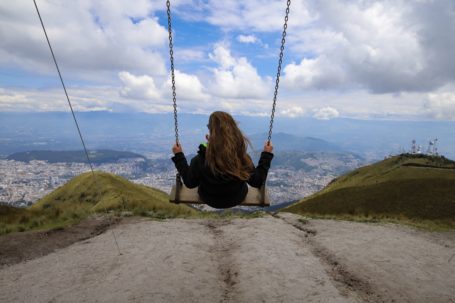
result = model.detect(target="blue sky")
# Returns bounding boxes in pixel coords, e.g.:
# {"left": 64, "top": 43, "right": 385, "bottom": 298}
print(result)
{"left": 0, "top": 0, "right": 455, "bottom": 120}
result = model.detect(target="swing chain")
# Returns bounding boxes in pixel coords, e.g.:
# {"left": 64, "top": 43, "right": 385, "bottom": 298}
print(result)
{"left": 268, "top": 0, "right": 291, "bottom": 143}
{"left": 167, "top": 0, "right": 290, "bottom": 145}
{"left": 166, "top": 0, "right": 179, "bottom": 145}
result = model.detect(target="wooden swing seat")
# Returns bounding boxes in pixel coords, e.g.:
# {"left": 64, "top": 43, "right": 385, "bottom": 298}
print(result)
{"left": 169, "top": 176, "right": 270, "bottom": 207}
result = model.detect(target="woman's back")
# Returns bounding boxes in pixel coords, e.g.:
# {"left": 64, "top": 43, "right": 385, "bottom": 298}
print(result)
{"left": 171, "top": 111, "right": 274, "bottom": 209}
{"left": 205, "top": 111, "right": 255, "bottom": 181}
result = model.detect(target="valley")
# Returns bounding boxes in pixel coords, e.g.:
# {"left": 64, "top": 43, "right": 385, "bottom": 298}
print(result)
{"left": 0, "top": 150, "right": 365, "bottom": 207}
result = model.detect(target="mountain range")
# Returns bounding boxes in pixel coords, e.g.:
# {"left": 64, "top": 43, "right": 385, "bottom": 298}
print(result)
{"left": 1, "top": 112, "right": 454, "bottom": 159}
{"left": 7, "top": 150, "right": 145, "bottom": 163}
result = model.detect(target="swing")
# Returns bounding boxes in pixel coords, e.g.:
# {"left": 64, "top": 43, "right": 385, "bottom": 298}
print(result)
{"left": 169, "top": 174, "right": 270, "bottom": 206}
{"left": 166, "top": 0, "right": 291, "bottom": 207}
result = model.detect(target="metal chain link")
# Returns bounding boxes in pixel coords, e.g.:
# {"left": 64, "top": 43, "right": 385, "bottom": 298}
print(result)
{"left": 166, "top": 0, "right": 289, "bottom": 145}
{"left": 166, "top": 0, "right": 179, "bottom": 145}
{"left": 267, "top": 0, "right": 291, "bottom": 143}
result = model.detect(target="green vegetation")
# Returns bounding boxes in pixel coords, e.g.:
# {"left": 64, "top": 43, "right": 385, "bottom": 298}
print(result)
{"left": 1, "top": 171, "right": 266, "bottom": 236}
{"left": 7, "top": 150, "right": 145, "bottom": 163}
{"left": 1, "top": 171, "right": 197, "bottom": 235}
{"left": 285, "top": 154, "right": 455, "bottom": 230}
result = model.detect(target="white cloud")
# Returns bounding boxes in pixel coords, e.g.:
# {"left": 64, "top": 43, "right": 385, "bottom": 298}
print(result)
{"left": 2, "top": 0, "right": 455, "bottom": 122}
{"left": 237, "top": 35, "right": 258, "bottom": 44}
{"left": 2, "top": 83, "right": 455, "bottom": 121}
{"left": 174, "top": 48, "right": 206, "bottom": 62}
{"left": 0, "top": 0, "right": 168, "bottom": 81}
{"left": 175, "top": 0, "right": 455, "bottom": 95}
{"left": 165, "top": 70, "right": 209, "bottom": 101}
{"left": 119, "top": 70, "right": 209, "bottom": 102}
{"left": 284, "top": 0, "right": 455, "bottom": 93}
{"left": 208, "top": 45, "right": 236, "bottom": 69}
{"left": 0, "top": 86, "right": 115, "bottom": 112}
{"left": 280, "top": 106, "right": 305, "bottom": 118}
{"left": 423, "top": 92, "right": 455, "bottom": 120}
{"left": 115, "top": 43, "right": 276, "bottom": 115}
{"left": 313, "top": 106, "right": 339, "bottom": 120}
{"left": 283, "top": 56, "right": 346, "bottom": 90}
{"left": 208, "top": 45, "right": 270, "bottom": 99}
{"left": 119, "top": 72, "right": 161, "bottom": 100}
{"left": 202, "top": 0, "right": 313, "bottom": 32}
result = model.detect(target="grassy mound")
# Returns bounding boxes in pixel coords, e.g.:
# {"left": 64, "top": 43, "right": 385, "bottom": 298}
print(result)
{"left": 0, "top": 204, "right": 28, "bottom": 224}
{"left": 1, "top": 171, "right": 198, "bottom": 235}
{"left": 284, "top": 154, "right": 455, "bottom": 229}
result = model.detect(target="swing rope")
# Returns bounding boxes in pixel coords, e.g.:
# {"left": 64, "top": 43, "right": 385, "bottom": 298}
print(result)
{"left": 33, "top": 0, "right": 95, "bottom": 175}
{"left": 33, "top": 0, "right": 122, "bottom": 255}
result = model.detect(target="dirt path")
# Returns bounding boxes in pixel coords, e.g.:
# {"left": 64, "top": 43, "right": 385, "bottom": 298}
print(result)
{"left": 1, "top": 214, "right": 454, "bottom": 303}
{"left": 0, "top": 215, "right": 119, "bottom": 269}
{"left": 281, "top": 214, "right": 455, "bottom": 303}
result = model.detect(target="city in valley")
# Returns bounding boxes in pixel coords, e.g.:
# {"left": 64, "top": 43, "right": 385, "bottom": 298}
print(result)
{"left": 0, "top": 151, "right": 365, "bottom": 208}
{"left": 0, "top": 112, "right": 451, "bottom": 209}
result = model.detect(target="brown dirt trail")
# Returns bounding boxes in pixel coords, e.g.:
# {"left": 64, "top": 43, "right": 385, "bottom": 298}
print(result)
{"left": 1, "top": 214, "right": 454, "bottom": 303}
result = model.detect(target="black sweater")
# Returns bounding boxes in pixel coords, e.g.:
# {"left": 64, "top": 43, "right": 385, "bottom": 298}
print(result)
{"left": 171, "top": 144, "right": 274, "bottom": 209}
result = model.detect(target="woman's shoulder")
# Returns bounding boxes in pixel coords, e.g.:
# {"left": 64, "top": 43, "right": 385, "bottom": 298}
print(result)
{"left": 197, "top": 143, "right": 207, "bottom": 155}
{"left": 188, "top": 143, "right": 207, "bottom": 164}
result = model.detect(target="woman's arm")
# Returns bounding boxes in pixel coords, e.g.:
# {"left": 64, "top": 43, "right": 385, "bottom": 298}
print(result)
{"left": 171, "top": 144, "right": 200, "bottom": 188}
{"left": 247, "top": 141, "right": 274, "bottom": 188}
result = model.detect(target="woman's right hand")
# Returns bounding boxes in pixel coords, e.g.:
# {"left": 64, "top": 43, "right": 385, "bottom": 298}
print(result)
{"left": 263, "top": 141, "right": 273, "bottom": 153}
{"left": 172, "top": 143, "right": 183, "bottom": 154}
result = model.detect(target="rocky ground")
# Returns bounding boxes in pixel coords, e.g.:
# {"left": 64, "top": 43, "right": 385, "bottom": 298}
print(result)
{"left": 1, "top": 213, "right": 454, "bottom": 303}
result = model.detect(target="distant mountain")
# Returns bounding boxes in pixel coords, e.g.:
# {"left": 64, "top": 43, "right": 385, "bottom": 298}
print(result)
{"left": 1, "top": 112, "right": 455, "bottom": 159}
{"left": 7, "top": 150, "right": 145, "bottom": 164}
{"left": 248, "top": 132, "right": 343, "bottom": 152}
{"left": 284, "top": 154, "right": 455, "bottom": 228}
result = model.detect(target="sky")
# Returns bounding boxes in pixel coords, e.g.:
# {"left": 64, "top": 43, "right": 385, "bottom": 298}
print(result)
{"left": 0, "top": 0, "right": 455, "bottom": 120}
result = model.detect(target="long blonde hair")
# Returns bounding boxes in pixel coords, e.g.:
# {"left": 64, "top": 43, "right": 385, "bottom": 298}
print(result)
{"left": 205, "top": 111, "right": 253, "bottom": 181}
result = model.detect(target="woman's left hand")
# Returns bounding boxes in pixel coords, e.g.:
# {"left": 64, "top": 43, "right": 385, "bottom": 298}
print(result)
{"left": 172, "top": 143, "right": 183, "bottom": 154}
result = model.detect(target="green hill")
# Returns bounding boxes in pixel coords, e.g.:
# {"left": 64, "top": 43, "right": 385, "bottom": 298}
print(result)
{"left": 284, "top": 154, "right": 455, "bottom": 229}
{"left": 1, "top": 172, "right": 198, "bottom": 235}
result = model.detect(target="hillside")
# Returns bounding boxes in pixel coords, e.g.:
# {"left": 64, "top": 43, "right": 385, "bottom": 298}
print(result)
{"left": 7, "top": 149, "right": 145, "bottom": 163}
{"left": 1, "top": 172, "right": 198, "bottom": 234}
{"left": 284, "top": 154, "right": 455, "bottom": 228}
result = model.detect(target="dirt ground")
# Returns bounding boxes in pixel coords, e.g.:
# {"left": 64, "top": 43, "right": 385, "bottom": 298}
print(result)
{"left": 0, "top": 215, "right": 120, "bottom": 269}
{"left": 0, "top": 213, "right": 454, "bottom": 303}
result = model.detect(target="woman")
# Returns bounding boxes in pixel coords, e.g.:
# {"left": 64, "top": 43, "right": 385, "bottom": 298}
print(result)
{"left": 171, "top": 111, "right": 274, "bottom": 209}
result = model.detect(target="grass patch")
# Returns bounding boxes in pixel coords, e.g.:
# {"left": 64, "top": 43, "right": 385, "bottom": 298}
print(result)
{"left": 0, "top": 204, "right": 92, "bottom": 235}
{"left": 285, "top": 154, "right": 455, "bottom": 231}
{"left": 1, "top": 172, "right": 266, "bottom": 236}
{"left": 1, "top": 171, "right": 200, "bottom": 236}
